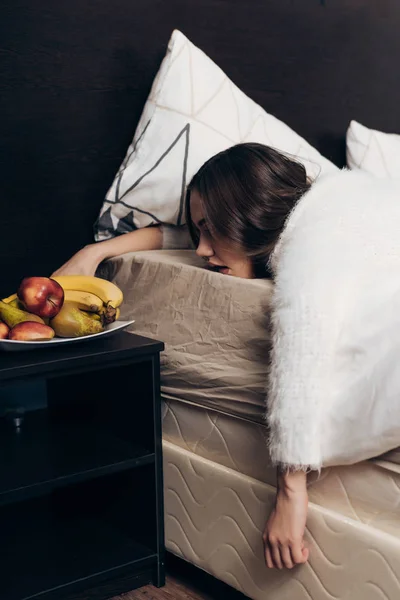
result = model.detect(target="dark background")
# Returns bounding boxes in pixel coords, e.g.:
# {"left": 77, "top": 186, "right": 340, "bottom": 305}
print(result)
{"left": 1, "top": 0, "right": 400, "bottom": 295}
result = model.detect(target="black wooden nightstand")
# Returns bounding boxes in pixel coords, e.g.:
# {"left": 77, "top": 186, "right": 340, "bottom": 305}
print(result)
{"left": 0, "top": 331, "right": 165, "bottom": 600}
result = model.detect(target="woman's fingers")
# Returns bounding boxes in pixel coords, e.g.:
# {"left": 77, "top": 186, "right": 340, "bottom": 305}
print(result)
{"left": 291, "top": 541, "right": 309, "bottom": 565}
{"left": 280, "top": 545, "right": 294, "bottom": 569}
{"left": 264, "top": 545, "right": 274, "bottom": 569}
{"left": 264, "top": 538, "right": 309, "bottom": 569}
{"left": 270, "top": 541, "right": 283, "bottom": 569}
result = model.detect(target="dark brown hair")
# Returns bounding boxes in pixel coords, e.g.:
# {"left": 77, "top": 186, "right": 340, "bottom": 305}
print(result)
{"left": 185, "top": 142, "right": 312, "bottom": 277}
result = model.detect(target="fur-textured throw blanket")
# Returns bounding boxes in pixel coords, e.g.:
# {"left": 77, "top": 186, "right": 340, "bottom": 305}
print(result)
{"left": 268, "top": 169, "right": 400, "bottom": 471}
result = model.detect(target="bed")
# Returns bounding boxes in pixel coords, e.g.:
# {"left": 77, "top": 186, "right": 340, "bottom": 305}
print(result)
{"left": 100, "top": 249, "right": 400, "bottom": 599}
{"left": 3, "top": 1, "right": 400, "bottom": 598}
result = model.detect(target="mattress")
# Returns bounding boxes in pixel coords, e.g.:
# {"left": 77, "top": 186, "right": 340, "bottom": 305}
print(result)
{"left": 162, "top": 398, "right": 400, "bottom": 598}
{"left": 162, "top": 398, "right": 400, "bottom": 538}
{"left": 163, "top": 441, "right": 400, "bottom": 600}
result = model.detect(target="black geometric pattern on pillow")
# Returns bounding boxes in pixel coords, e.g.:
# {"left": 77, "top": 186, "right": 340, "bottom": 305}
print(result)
{"left": 114, "top": 120, "right": 152, "bottom": 203}
{"left": 116, "top": 210, "right": 138, "bottom": 235}
{"left": 175, "top": 123, "right": 190, "bottom": 226}
{"left": 93, "top": 206, "right": 114, "bottom": 239}
{"left": 95, "top": 123, "right": 191, "bottom": 238}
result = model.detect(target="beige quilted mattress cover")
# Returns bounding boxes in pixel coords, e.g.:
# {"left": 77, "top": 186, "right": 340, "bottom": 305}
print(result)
{"left": 162, "top": 398, "right": 400, "bottom": 538}
{"left": 163, "top": 441, "right": 400, "bottom": 600}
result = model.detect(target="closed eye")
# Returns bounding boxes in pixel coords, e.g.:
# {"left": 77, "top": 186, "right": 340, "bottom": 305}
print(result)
{"left": 197, "top": 219, "right": 211, "bottom": 237}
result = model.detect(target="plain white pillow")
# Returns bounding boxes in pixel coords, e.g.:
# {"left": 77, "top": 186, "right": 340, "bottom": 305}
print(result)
{"left": 347, "top": 120, "right": 400, "bottom": 179}
{"left": 94, "top": 29, "right": 337, "bottom": 240}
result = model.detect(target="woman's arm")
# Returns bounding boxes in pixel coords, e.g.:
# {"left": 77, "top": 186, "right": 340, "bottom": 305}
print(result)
{"left": 263, "top": 470, "right": 309, "bottom": 569}
{"left": 52, "top": 226, "right": 163, "bottom": 277}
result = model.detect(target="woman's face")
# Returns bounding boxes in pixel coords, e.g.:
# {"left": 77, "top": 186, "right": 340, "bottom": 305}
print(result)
{"left": 190, "top": 190, "right": 254, "bottom": 279}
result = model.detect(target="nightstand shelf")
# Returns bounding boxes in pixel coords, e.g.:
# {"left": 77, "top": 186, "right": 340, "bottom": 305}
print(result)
{"left": 0, "top": 407, "right": 155, "bottom": 506}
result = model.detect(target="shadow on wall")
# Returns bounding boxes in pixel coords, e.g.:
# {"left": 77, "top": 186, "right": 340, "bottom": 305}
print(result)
{"left": 317, "top": 133, "right": 347, "bottom": 170}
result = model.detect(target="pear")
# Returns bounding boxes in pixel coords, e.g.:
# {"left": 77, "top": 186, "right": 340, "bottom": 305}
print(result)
{"left": 81, "top": 311, "right": 102, "bottom": 322}
{"left": 0, "top": 300, "right": 45, "bottom": 328}
{"left": 50, "top": 301, "right": 104, "bottom": 337}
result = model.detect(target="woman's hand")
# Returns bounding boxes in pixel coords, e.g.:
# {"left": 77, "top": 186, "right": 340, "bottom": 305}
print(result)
{"left": 51, "top": 244, "right": 103, "bottom": 277}
{"left": 52, "top": 227, "right": 163, "bottom": 278}
{"left": 263, "top": 470, "right": 309, "bottom": 569}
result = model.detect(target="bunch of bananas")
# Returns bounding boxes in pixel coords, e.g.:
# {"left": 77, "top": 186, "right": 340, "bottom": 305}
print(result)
{"left": 51, "top": 275, "right": 124, "bottom": 337}
{"left": 1, "top": 276, "right": 124, "bottom": 339}
{"left": 52, "top": 275, "right": 123, "bottom": 324}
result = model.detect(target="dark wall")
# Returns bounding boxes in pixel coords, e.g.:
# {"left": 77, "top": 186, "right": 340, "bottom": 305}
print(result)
{"left": 1, "top": 0, "right": 400, "bottom": 295}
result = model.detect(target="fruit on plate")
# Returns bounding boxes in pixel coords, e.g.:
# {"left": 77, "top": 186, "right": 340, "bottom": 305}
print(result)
{"left": 52, "top": 275, "right": 123, "bottom": 309}
{"left": 1, "top": 275, "right": 123, "bottom": 340}
{"left": 50, "top": 301, "right": 104, "bottom": 337}
{"left": 0, "top": 321, "right": 10, "bottom": 339}
{"left": 0, "top": 300, "right": 45, "bottom": 328}
{"left": 8, "top": 322, "right": 55, "bottom": 341}
{"left": 17, "top": 276, "right": 64, "bottom": 318}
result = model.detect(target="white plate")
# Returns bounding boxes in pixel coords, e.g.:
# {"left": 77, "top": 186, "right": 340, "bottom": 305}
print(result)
{"left": 0, "top": 320, "right": 135, "bottom": 351}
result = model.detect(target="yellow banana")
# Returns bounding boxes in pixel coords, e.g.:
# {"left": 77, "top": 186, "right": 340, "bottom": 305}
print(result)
{"left": 52, "top": 275, "right": 123, "bottom": 308}
{"left": 64, "top": 290, "right": 103, "bottom": 312}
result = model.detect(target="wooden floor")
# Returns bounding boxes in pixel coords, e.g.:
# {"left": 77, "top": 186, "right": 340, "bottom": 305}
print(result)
{"left": 111, "top": 554, "right": 248, "bottom": 600}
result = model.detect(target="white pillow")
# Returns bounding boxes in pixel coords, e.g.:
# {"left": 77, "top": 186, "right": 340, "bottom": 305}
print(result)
{"left": 347, "top": 120, "right": 400, "bottom": 179}
{"left": 94, "top": 29, "right": 337, "bottom": 240}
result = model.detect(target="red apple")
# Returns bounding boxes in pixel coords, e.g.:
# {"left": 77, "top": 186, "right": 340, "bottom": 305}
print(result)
{"left": 0, "top": 321, "right": 10, "bottom": 339}
{"left": 17, "top": 276, "right": 64, "bottom": 318}
{"left": 8, "top": 321, "right": 55, "bottom": 341}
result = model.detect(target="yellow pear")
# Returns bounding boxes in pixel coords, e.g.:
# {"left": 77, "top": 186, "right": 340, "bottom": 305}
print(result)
{"left": 0, "top": 300, "right": 45, "bottom": 328}
{"left": 50, "top": 301, "right": 104, "bottom": 337}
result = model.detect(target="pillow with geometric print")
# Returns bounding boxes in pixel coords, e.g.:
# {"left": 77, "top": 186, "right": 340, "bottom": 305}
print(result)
{"left": 94, "top": 29, "right": 338, "bottom": 241}
{"left": 346, "top": 120, "right": 400, "bottom": 179}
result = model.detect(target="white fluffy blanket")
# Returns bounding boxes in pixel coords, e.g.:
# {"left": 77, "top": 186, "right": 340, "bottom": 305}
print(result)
{"left": 267, "top": 168, "right": 400, "bottom": 471}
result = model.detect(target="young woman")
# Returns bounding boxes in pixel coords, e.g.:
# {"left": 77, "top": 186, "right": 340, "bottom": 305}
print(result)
{"left": 53, "top": 143, "right": 311, "bottom": 570}
{"left": 53, "top": 142, "right": 400, "bottom": 571}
